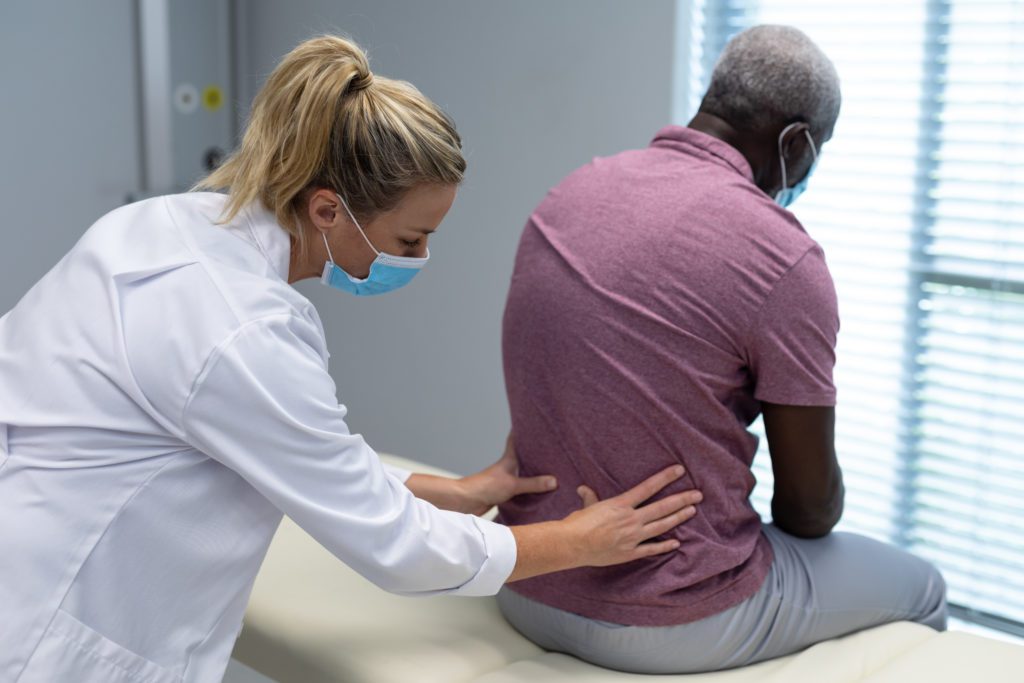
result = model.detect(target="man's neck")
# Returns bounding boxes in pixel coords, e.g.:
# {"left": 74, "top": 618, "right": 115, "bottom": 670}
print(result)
{"left": 687, "top": 112, "right": 772, "bottom": 193}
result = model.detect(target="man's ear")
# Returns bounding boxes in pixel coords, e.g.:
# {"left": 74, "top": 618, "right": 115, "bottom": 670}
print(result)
{"left": 780, "top": 122, "right": 811, "bottom": 162}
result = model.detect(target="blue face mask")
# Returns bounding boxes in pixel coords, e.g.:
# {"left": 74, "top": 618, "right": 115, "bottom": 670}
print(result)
{"left": 320, "top": 194, "right": 429, "bottom": 296}
{"left": 774, "top": 123, "right": 819, "bottom": 208}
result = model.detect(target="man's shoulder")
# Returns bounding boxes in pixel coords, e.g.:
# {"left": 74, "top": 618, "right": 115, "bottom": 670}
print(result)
{"left": 719, "top": 187, "right": 826, "bottom": 271}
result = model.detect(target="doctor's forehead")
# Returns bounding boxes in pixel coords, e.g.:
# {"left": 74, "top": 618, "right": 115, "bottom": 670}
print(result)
{"left": 389, "top": 184, "right": 458, "bottom": 230}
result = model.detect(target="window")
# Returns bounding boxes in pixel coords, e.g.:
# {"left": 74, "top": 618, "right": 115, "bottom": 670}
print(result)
{"left": 675, "top": 0, "right": 1024, "bottom": 635}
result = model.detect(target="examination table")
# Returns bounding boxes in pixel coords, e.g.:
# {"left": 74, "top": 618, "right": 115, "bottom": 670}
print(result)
{"left": 233, "top": 455, "right": 1024, "bottom": 682}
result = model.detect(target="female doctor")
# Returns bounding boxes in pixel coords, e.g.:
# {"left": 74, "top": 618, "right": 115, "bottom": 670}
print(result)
{"left": 0, "top": 36, "right": 702, "bottom": 683}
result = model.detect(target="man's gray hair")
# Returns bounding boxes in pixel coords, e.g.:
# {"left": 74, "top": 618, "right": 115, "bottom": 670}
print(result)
{"left": 700, "top": 25, "right": 841, "bottom": 138}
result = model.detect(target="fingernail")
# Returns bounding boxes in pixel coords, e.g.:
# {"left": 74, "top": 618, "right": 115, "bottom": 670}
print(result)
{"left": 673, "top": 465, "right": 685, "bottom": 476}
{"left": 545, "top": 477, "right": 557, "bottom": 490}
{"left": 670, "top": 540, "right": 681, "bottom": 549}
{"left": 693, "top": 491, "right": 703, "bottom": 502}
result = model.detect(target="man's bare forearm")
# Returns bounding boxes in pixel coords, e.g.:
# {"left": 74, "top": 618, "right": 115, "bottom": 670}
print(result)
{"left": 772, "top": 472, "right": 844, "bottom": 538}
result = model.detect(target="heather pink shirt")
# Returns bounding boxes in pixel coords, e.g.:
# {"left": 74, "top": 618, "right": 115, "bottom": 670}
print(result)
{"left": 498, "top": 126, "right": 839, "bottom": 626}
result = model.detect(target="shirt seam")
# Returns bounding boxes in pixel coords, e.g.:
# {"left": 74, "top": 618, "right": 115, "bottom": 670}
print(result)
{"left": 753, "top": 387, "right": 836, "bottom": 406}
{"left": 180, "top": 579, "right": 256, "bottom": 680}
{"left": 241, "top": 202, "right": 289, "bottom": 284}
{"left": 652, "top": 126, "right": 754, "bottom": 180}
{"left": 14, "top": 452, "right": 188, "bottom": 682}
{"left": 507, "top": 558, "right": 770, "bottom": 623}
{"left": 518, "top": 536, "right": 770, "bottom": 607}
{"left": 160, "top": 196, "right": 246, "bottom": 326}
{"left": 178, "top": 314, "right": 300, "bottom": 434}
{"left": 741, "top": 245, "right": 820, "bottom": 363}
{"left": 46, "top": 609, "right": 181, "bottom": 682}
{"left": 468, "top": 517, "right": 518, "bottom": 591}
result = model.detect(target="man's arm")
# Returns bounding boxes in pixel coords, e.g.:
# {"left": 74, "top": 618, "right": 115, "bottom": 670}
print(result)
{"left": 762, "top": 402, "right": 844, "bottom": 538}
{"left": 745, "top": 245, "right": 842, "bottom": 537}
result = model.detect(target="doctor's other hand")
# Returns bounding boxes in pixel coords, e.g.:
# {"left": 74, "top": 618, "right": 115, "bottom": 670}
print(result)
{"left": 507, "top": 465, "right": 702, "bottom": 582}
{"left": 458, "top": 434, "right": 558, "bottom": 516}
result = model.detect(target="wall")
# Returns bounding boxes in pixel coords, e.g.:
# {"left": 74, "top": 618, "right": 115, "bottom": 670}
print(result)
{"left": 237, "top": 0, "right": 677, "bottom": 474}
{"left": 0, "top": 1, "right": 141, "bottom": 314}
{"left": 0, "top": 4, "right": 676, "bottom": 680}
{"left": 0, "top": 1, "right": 676, "bottom": 475}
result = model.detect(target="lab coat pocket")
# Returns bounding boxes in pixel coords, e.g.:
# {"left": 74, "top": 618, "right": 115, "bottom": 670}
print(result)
{"left": 19, "top": 609, "right": 183, "bottom": 683}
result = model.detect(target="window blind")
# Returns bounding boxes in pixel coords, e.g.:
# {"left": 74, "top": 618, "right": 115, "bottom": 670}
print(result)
{"left": 676, "top": 0, "right": 1024, "bottom": 634}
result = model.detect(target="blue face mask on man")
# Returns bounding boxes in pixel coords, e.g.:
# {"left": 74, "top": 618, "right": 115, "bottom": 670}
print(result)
{"left": 320, "top": 193, "right": 429, "bottom": 296}
{"left": 774, "top": 122, "right": 819, "bottom": 208}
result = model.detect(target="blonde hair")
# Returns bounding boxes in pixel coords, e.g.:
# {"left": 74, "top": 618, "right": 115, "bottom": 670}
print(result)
{"left": 194, "top": 35, "right": 466, "bottom": 252}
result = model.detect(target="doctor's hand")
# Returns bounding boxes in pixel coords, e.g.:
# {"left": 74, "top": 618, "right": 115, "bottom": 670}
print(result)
{"left": 400, "top": 434, "right": 556, "bottom": 516}
{"left": 506, "top": 465, "right": 701, "bottom": 583}
{"left": 567, "top": 467, "right": 701, "bottom": 567}
{"left": 457, "top": 434, "right": 558, "bottom": 516}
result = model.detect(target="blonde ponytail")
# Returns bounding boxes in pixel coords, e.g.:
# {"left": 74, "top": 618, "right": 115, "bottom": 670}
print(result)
{"left": 194, "top": 35, "right": 466, "bottom": 253}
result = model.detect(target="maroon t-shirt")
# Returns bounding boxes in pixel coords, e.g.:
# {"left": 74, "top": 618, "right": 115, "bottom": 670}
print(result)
{"left": 498, "top": 126, "right": 839, "bottom": 626}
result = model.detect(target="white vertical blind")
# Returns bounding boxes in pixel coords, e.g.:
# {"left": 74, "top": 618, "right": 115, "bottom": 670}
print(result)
{"left": 677, "top": 0, "right": 1024, "bottom": 634}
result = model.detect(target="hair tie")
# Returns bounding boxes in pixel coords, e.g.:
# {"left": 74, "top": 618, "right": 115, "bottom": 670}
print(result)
{"left": 351, "top": 71, "right": 374, "bottom": 92}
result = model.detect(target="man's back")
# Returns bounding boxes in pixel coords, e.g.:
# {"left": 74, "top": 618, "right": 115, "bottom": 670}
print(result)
{"left": 498, "top": 125, "right": 839, "bottom": 626}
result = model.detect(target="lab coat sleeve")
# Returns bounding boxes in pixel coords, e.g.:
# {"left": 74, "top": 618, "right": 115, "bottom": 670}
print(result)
{"left": 382, "top": 462, "right": 413, "bottom": 483}
{"left": 179, "top": 314, "right": 516, "bottom": 597}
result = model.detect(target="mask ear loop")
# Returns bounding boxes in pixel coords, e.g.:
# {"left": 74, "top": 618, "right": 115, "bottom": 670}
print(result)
{"left": 336, "top": 193, "right": 380, "bottom": 256}
{"left": 321, "top": 232, "right": 337, "bottom": 264}
{"left": 804, "top": 129, "right": 819, "bottom": 161}
{"left": 778, "top": 123, "right": 793, "bottom": 192}
{"left": 778, "top": 123, "right": 819, "bottom": 192}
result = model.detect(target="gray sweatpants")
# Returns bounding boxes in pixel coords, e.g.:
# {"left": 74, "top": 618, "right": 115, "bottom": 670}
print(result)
{"left": 497, "top": 524, "right": 947, "bottom": 674}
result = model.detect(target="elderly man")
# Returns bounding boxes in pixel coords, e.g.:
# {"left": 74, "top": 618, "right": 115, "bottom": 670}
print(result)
{"left": 496, "top": 26, "right": 947, "bottom": 674}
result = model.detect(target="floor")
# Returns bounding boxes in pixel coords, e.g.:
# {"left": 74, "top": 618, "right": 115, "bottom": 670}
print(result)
{"left": 223, "top": 659, "right": 276, "bottom": 683}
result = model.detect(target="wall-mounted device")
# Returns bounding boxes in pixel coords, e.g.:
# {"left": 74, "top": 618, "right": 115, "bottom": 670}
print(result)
{"left": 136, "top": 0, "right": 235, "bottom": 196}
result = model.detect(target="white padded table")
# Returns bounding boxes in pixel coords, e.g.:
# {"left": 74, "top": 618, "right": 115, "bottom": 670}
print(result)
{"left": 233, "top": 455, "right": 1024, "bottom": 682}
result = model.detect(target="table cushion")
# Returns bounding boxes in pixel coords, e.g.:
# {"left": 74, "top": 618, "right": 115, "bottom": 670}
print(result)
{"left": 235, "top": 455, "right": 1024, "bottom": 683}
{"left": 233, "top": 455, "right": 541, "bottom": 683}
{"left": 858, "top": 629, "right": 1024, "bottom": 683}
{"left": 468, "top": 623, "right": 935, "bottom": 682}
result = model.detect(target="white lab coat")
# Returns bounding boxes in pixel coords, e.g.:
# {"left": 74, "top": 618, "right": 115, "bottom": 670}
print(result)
{"left": 0, "top": 193, "right": 516, "bottom": 683}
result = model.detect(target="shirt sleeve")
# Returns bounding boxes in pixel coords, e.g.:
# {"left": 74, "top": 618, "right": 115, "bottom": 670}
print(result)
{"left": 746, "top": 246, "right": 839, "bottom": 406}
{"left": 180, "top": 314, "right": 516, "bottom": 597}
